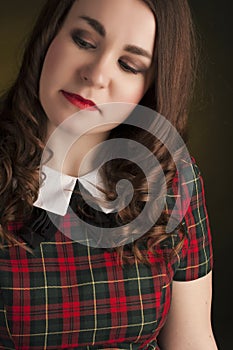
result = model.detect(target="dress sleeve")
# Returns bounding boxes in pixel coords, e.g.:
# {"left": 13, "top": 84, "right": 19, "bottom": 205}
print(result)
{"left": 173, "top": 159, "right": 214, "bottom": 281}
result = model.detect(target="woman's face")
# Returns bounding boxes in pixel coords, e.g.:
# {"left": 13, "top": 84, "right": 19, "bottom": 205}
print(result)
{"left": 39, "top": 0, "right": 156, "bottom": 135}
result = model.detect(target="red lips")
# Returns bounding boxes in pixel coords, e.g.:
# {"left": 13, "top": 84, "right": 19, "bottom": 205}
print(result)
{"left": 61, "top": 90, "right": 98, "bottom": 111}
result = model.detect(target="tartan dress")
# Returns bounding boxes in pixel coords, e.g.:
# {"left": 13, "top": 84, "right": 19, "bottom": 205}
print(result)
{"left": 0, "top": 159, "right": 213, "bottom": 349}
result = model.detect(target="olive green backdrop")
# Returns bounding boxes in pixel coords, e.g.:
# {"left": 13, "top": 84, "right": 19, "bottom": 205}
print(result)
{"left": 0, "top": 1, "right": 232, "bottom": 349}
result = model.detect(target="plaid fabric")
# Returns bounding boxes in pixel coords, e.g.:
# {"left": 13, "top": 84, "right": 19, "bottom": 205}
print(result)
{"left": 0, "top": 158, "right": 213, "bottom": 349}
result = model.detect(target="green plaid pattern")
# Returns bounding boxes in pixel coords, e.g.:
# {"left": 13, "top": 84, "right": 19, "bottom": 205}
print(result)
{"left": 0, "top": 159, "right": 213, "bottom": 349}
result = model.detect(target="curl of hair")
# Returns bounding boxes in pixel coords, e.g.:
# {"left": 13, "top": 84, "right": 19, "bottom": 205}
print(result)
{"left": 0, "top": 0, "right": 75, "bottom": 247}
{"left": 0, "top": 0, "right": 198, "bottom": 264}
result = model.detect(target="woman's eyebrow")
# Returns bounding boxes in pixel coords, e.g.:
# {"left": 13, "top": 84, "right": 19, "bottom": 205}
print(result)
{"left": 123, "top": 45, "right": 152, "bottom": 59}
{"left": 79, "top": 16, "right": 106, "bottom": 37}
{"left": 78, "top": 15, "right": 152, "bottom": 60}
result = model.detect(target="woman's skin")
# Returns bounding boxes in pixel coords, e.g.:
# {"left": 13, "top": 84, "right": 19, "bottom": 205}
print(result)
{"left": 39, "top": 0, "right": 218, "bottom": 348}
{"left": 158, "top": 272, "right": 218, "bottom": 349}
{"left": 39, "top": 0, "right": 155, "bottom": 177}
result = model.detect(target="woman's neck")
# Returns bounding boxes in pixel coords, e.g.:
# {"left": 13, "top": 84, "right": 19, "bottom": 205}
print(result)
{"left": 44, "top": 122, "right": 110, "bottom": 177}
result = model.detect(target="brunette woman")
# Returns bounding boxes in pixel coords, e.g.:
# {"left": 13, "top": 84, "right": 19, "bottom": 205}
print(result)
{"left": 0, "top": 0, "right": 218, "bottom": 349}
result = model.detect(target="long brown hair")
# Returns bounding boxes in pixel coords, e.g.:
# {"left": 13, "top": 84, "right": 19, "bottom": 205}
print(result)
{"left": 0, "top": 0, "right": 197, "bottom": 262}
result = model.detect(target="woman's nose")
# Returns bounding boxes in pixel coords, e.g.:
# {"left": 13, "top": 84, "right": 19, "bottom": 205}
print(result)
{"left": 79, "top": 55, "right": 112, "bottom": 89}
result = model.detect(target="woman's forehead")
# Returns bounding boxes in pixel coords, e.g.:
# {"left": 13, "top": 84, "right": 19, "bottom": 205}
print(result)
{"left": 65, "top": 0, "right": 156, "bottom": 48}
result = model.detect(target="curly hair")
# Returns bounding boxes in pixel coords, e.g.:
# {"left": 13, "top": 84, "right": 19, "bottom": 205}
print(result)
{"left": 0, "top": 0, "right": 197, "bottom": 263}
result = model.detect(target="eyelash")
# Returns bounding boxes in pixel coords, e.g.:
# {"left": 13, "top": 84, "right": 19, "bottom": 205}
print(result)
{"left": 74, "top": 36, "right": 95, "bottom": 50}
{"left": 72, "top": 35, "right": 141, "bottom": 75}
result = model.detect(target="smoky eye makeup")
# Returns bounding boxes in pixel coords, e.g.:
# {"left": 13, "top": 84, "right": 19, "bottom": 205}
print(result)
{"left": 70, "top": 28, "right": 96, "bottom": 47}
{"left": 119, "top": 59, "right": 149, "bottom": 75}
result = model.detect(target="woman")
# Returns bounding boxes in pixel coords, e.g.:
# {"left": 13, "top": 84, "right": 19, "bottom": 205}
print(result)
{"left": 0, "top": 0, "right": 218, "bottom": 349}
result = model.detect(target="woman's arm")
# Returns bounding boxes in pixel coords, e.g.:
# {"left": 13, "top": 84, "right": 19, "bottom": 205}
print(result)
{"left": 157, "top": 271, "right": 218, "bottom": 349}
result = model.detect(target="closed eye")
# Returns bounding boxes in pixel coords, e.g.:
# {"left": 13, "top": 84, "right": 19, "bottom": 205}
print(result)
{"left": 119, "top": 60, "right": 141, "bottom": 75}
{"left": 72, "top": 35, "right": 96, "bottom": 49}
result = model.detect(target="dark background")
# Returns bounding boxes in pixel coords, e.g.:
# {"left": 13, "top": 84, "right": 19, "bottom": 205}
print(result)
{"left": 0, "top": 1, "right": 232, "bottom": 349}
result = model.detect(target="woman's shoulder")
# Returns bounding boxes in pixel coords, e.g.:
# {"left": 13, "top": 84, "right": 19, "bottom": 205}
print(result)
{"left": 166, "top": 156, "right": 203, "bottom": 225}
{"left": 172, "top": 155, "right": 201, "bottom": 189}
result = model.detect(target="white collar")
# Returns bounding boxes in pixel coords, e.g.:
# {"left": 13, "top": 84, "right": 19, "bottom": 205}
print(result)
{"left": 33, "top": 166, "right": 114, "bottom": 216}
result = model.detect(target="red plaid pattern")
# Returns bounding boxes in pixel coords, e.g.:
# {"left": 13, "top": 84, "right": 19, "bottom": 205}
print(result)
{"left": 0, "top": 159, "right": 213, "bottom": 349}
